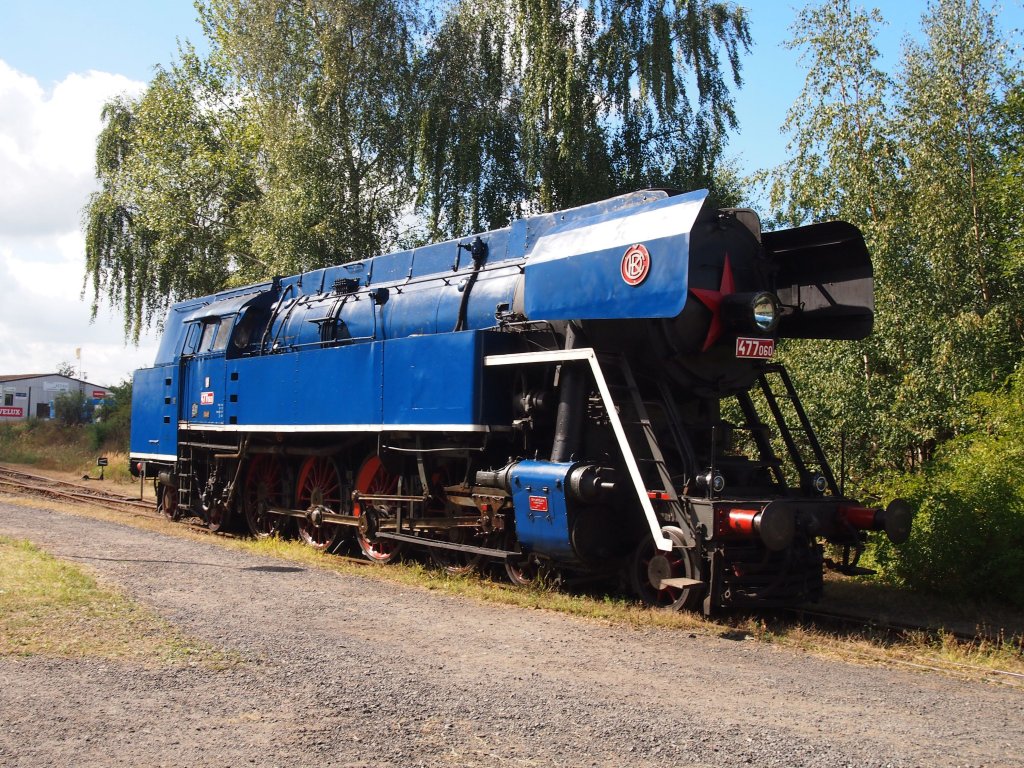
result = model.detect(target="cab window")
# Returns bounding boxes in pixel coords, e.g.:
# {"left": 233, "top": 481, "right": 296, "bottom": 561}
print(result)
{"left": 212, "top": 317, "right": 233, "bottom": 352}
{"left": 182, "top": 323, "right": 202, "bottom": 355}
{"left": 231, "top": 309, "right": 260, "bottom": 352}
{"left": 198, "top": 321, "right": 219, "bottom": 353}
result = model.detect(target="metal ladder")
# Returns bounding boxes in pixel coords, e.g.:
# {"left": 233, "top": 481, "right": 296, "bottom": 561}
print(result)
{"left": 755, "top": 364, "right": 838, "bottom": 495}
{"left": 175, "top": 445, "right": 194, "bottom": 517}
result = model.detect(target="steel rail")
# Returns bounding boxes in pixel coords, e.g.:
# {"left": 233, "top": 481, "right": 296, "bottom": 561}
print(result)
{"left": 0, "top": 466, "right": 152, "bottom": 513}
{"left": 0, "top": 463, "right": 379, "bottom": 561}
{"left": 782, "top": 605, "right": 1024, "bottom": 682}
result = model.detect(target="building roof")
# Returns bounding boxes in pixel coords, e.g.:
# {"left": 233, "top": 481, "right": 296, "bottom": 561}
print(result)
{"left": 0, "top": 373, "right": 110, "bottom": 389}
{"left": 0, "top": 374, "right": 56, "bottom": 383}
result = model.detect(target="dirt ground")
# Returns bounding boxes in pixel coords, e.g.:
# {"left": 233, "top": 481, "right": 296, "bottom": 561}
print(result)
{"left": 1, "top": 497, "right": 1022, "bottom": 768}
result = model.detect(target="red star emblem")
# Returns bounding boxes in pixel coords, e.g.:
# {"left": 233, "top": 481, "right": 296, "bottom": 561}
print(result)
{"left": 689, "top": 254, "right": 735, "bottom": 351}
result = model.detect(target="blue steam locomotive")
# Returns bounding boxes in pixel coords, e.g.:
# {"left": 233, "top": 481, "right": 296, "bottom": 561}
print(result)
{"left": 129, "top": 188, "right": 911, "bottom": 612}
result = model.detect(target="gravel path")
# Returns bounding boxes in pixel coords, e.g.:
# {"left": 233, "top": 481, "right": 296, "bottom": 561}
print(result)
{"left": 1, "top": 499, "right": 1021, "bottom": 767}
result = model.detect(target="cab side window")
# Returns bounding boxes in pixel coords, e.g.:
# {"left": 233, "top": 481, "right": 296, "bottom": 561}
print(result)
{"left": 198, "top": 321, "right": 219, "bottom": 353}
{"left": 184, "top": 316, "right": 242, "bottom": 357}
{"left": 212, "top": 317, "right": 233, "bottom": 352}
{"left": 182, "top": 322, "right": 202, "bottom": 356}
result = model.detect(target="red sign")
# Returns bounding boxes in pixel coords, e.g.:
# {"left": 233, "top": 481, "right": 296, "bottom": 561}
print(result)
{"left": 528, "top": 495, "right": 549, "bottom": 512}
{"left": 0, "top": 406, "right": 24, "bottom": 418}
{"left": 92, "top": 390, "right": 106, "bottom": 399}
{"left": 200, "top": 391, "right": 215, "bottom": 405}
{"left": 735, "top": 337, "right": 775, "bottom": 359}
{"left": 620, "top": 244, "right": 651, "bottom": 286}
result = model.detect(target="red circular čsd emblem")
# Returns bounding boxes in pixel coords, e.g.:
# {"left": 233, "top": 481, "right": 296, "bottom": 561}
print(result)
{"left": 621, "top": 244, "right": 651, "bottom": 286}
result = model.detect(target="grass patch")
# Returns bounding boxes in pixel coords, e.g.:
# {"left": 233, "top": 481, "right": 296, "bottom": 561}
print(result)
{"left": 0, "top": 535, "right": 224, "bottom": 664}
{"left": 0, "top": 421, "right": 134, "bottom": 482}
{"left": 241, "top": 534, "right": 712, "bottom": 631}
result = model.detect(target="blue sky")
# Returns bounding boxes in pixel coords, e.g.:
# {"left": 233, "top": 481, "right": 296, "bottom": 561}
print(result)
{"left": 0, "top": 0, "right": 1020, "bottom": 385}
{"left": 7, "top": 1, "right": 1010, "bottom": 175}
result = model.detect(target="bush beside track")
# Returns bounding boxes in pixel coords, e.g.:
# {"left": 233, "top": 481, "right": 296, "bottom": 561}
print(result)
{"left": 868, "top": 371, "right": 1024, "bottom": 609}
{"left": 0, "top": 418, "right": 132, "bottom": 484}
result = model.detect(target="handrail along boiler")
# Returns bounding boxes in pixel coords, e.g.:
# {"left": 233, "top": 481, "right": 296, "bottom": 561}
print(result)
{"left": 129, "top": 189, "right": 912, "bottom": 612}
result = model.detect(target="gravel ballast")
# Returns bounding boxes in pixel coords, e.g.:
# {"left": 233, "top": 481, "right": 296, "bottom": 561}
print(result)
{"left": 0, "top": 499, "right": 1021, "bottom": 767}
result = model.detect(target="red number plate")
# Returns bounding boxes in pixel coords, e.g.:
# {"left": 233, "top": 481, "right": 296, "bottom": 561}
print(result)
{"left": 735, "top": 337, "right": 775, "bottom": 359}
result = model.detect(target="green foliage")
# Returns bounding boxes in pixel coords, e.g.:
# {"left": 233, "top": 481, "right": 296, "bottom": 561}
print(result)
{"left": 84, "top": 0, "right": 751, "bottom": 336}
{"left": 769, "top": 0, "right": 896, "bottom": 229}
{"left": 84, "top": 49, "right": 262, "bottom": 342}
{"left": 88, "top": 379, "right": 132, "bottom": 452}
{"left": 49, "top": 383, "right": 129, "bottom": 441}
{"left": 765, "top": 0, "right": 1024, "bottom": 609}
{"left": 769, "top": 0, "right": 1023, "bottom": 484}
{"left": 0, "top": 419, "right": 131, "bottom": 478}
{"left": 414, "top": 3, "right": 533, "bottom": 238}
{"left": 202, "top": 0, "right": 420, "bottom": 269}
{"left": 53, "top": 391, "right": 88, "bottom": 427}
{"left": 991, "top": 81, "right": 1024, "bottom": 315}
{"left": 871, "top": 371, "right": 1024, "bottom": 607}
{"left": 416, "top": 0, "right": 750, "bottom": 236}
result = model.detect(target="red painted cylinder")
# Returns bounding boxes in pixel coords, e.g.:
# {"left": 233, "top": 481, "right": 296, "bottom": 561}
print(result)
{"left": 725, "top": 508, "right": 759, "bottom": 536}
{"left": 839, "top": 505, "right": 880, "bottom": 530}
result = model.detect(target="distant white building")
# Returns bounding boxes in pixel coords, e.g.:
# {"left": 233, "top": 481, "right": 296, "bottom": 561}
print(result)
{"left": 0, "top": 374, "right": 113, "bottom": 422}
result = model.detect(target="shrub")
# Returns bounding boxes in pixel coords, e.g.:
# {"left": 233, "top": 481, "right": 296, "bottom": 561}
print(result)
{"left": 86, "top": 421, "right": 110, "bottom": 451}
{"left": 54, "top": 390, "right": 88, "bottom": 426}
{"left": 95, "top": 379, "right": 132, "bottom": 451}
{"left": 870, "top": 371, "right": 1024, "bottom": 608}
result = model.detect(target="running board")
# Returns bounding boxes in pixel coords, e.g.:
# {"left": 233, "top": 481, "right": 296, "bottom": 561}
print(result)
{"left": 484, "top": 347, "right": 673, "bottom": 552}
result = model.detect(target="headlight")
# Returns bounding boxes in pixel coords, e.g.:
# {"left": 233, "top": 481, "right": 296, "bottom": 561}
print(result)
{"left": 752, "top": 292, "right": 780, "bottom": 332}
{"left": 698, "top": 469, "right": 726, "bottom": 495}
{"left": 721, "top": 291, "right": 781, "bottom": 334}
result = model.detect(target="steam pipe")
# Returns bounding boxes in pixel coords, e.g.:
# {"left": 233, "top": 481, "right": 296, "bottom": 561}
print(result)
{"left": 550, "top": 363, "right": 586, "bottom": 463}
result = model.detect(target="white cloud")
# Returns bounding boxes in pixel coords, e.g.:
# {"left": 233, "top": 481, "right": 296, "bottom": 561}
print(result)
{"left": 0, "top": 60, "right": 158, "bottom": 386}
{"left": 0, "top": 61, "right": 143, "bottom": 237}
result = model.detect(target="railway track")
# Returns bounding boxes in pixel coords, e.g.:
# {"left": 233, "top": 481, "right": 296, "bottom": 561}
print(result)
{"left": 0, "top": 465, "right": 154, "bottom": 515}
{"left": 1, "top": 461, "right": 1021, "bottom": 683}
{"left": 777, "top": 605, "right": 1024, "bottom": 684}
{"left": 0, "top": 462, "right": 378, "bottom": 557}
{"left": 0, "top": 464, "right": 248, "bottom": 541}
{"left": 783, "top": 604, "right": 984, "bottom": 642}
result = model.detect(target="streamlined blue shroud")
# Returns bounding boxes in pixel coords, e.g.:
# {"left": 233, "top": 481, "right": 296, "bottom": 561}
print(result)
{"left": 130, "top": 364, "right": 178, "bottom": 459}
{"left": 130, "top": 189, "right": 711, "bottom": 458}
{"left": 523, "top": 189, "right": 706, "bottom": 320}
{"left": 222, "top": 331, "right": 516, "bottom": 429}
